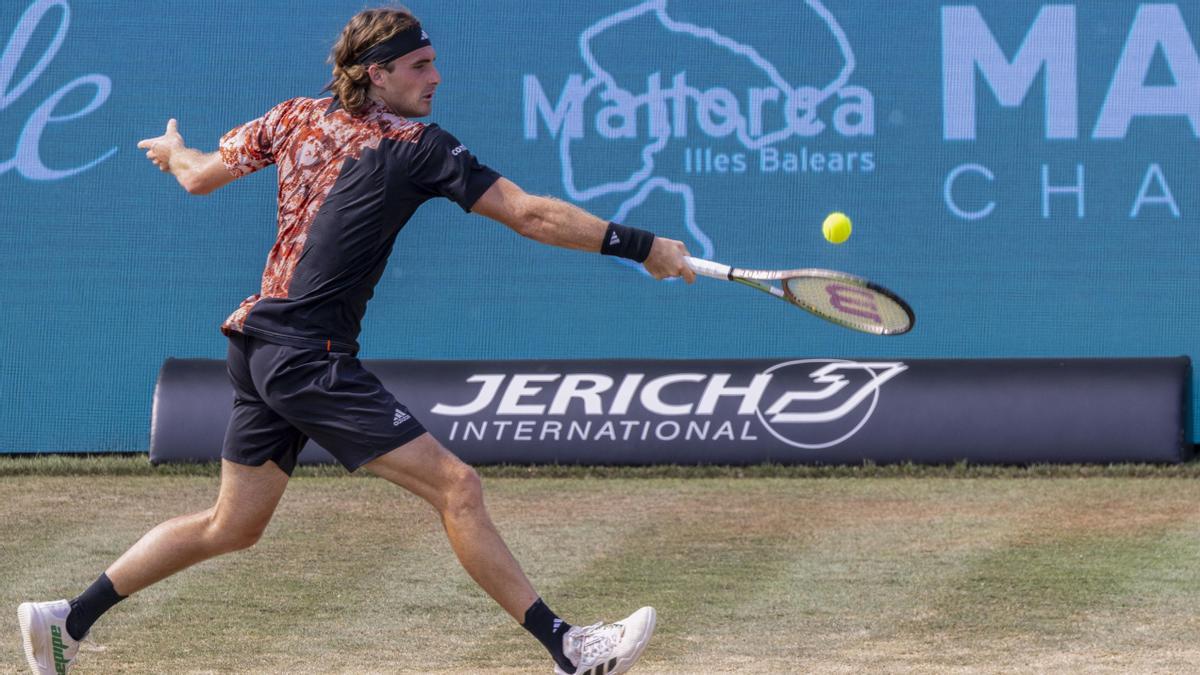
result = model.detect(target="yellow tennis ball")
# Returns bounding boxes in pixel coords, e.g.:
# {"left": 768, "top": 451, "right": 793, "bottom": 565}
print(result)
{"left": 822, "top": 212, "right": 852, "bottom": 244}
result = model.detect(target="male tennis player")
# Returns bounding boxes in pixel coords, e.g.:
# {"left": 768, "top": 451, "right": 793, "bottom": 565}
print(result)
{"left": 18, "top": 7, "right": 692, "bottom": 675}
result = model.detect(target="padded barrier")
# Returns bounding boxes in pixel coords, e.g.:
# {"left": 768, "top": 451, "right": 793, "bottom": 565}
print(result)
{"left": 151, "top": 357, "right": 1192, "bottom": 466}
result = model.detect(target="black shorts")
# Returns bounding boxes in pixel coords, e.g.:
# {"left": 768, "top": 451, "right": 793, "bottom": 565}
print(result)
{"left": 222, "top": 332, "right": 426, "bottom": 475}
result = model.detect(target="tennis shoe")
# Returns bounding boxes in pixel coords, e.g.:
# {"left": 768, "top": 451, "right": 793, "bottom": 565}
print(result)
{"left": 18, "top": 600, "right": 83, "bottom": 674}
{"left": 555, "top": 606, "right": 656, "bottom": 675}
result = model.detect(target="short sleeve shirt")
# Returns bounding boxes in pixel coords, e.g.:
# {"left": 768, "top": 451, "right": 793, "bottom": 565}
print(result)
{"left": 218, "top": 97, "right": 501, "bottom": 352}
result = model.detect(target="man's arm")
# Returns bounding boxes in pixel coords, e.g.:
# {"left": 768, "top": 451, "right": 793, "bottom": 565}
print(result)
{"left": 471, "top": 177, "right": 696, "bottom": 282}
{"left": 137, "top": 119, "right": 236, "bottom": 195}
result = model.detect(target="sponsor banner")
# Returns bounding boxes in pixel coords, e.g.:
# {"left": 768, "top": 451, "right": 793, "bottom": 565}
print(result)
{"left": 150, "top": 357, "right": 1192, "bottom": 465}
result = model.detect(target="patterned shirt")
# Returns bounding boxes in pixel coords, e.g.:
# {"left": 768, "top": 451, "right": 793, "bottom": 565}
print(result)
{"left": 218, "top": 97, "right": 500, "bottom": 352}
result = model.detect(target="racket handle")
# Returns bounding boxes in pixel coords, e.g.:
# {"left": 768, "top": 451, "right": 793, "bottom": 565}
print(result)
{"left": 683, "top": 256, "right": 731, "bottom": 280}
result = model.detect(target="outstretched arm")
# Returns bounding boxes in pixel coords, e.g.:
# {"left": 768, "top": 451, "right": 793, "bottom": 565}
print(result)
{"left": 471, "top": 177, "right": 696, "bottom": 282}
{"left": 136, "top": 119, "right": 236, "bottom": 195}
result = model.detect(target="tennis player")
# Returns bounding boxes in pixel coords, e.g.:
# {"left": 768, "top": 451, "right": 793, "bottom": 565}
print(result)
{"left": 18, "top": 7, "right": 693, "bottom": 675}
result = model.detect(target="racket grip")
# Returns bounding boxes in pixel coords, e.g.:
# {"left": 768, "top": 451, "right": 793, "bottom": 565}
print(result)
{"left": 683, "top": 256, "right": 731, "bottom": 280}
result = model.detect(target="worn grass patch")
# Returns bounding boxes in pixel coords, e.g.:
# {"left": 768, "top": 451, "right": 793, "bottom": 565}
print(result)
{"left": 1, "top": 463, "right": 1199, "bottom": 673}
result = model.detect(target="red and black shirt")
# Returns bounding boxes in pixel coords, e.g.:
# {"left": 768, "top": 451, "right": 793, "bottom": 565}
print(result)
{"left": 218, "top": 96, "right": 500, "bottom": 352}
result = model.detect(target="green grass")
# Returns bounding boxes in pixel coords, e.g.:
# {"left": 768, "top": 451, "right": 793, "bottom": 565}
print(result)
{"left": 4, "top": 454, "right": 1200, "bottom": 478}
{"left": 3, "top": 457, "right": 1200, "bottom": 673}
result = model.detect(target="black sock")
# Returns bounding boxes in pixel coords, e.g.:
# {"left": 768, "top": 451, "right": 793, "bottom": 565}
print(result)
{"left": 522, "top": 598, "right": 574, "bottom": 672}
{"left": 66, "top": 573, "right": 126, "bottom": 641}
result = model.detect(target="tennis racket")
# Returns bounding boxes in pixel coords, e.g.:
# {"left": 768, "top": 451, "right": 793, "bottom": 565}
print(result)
{"left": 684, "top": 256, "right": 915, "bottom": 335}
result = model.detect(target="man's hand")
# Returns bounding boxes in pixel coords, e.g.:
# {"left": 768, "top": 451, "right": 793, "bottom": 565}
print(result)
{"left": 134, "top": 119, "right": 233, "bottom": 195}
{"left": 137, "top": 119, "right": 185, "bottom": 173}
{"left": 643, "top": 237, "right": 696, "bottom": 283}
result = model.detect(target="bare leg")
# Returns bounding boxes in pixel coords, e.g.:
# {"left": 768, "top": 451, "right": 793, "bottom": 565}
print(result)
{"left": 105, "top": 460, "right": 290, "bottom": 596}
{"left": 363, "top": 434, "right": 538, "bottom": 620}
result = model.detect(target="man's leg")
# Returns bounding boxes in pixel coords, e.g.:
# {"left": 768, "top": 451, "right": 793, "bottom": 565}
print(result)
{"left": 19, "top": 459, "right": 289, "bottom": 674}
{"left": 362, "top": 433, "right": 535, "bottom": 620}
{"left": 363, "top": 435, "right": 581, "bottom": 671}
{"left": 105, "top": 459, "right": 290, "bottom": 595}
{"left": 362, "top": 434, "right": 656, "bottom": 675}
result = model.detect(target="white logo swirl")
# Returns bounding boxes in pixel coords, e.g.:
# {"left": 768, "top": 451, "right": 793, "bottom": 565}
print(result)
{"left": 755, "top": 359, "right": 907, "bottom": 449}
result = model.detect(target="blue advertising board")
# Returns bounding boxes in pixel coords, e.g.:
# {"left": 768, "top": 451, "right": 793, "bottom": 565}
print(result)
{"left": 1, "top": 1, "right": 1197, "bottom": 452}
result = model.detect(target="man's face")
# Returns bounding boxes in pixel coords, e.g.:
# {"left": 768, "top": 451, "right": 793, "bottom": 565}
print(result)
{"left": 369, "top": 45, "right": 440, "bottom": 118}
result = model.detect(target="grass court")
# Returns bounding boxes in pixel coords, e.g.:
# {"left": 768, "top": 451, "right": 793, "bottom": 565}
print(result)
{"left": 3, "top": 457, "right": 1199, "bottom": 673}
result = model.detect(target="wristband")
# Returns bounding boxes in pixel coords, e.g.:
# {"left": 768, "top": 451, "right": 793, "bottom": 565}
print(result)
{"left": 600, "top": 222, "right": 655, "bottom": 263}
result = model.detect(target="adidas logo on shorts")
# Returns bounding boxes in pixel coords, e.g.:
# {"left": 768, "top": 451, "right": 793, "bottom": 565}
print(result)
{"left": 393, "top": 409, "right": 411, "bottom": 427}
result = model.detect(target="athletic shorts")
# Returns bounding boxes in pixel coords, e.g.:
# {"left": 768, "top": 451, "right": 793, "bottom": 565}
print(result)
{"left": 222, "top": 331, "right": 427, "bottom": 475}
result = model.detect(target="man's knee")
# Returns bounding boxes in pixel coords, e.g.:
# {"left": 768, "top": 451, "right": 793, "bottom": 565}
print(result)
{"left": 442, "top": 462, "right": 484, "bottom": 517}
{"left": 205, "top": 511, "right": 269, "bottom": 553}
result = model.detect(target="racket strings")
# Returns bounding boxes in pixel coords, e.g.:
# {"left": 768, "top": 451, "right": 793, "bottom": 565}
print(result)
{"left": 784, "top": 277, "right": 913, "bottom": 335}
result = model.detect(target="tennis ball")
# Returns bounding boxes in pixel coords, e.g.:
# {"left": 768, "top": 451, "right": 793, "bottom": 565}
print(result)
{"left": 822, "top": 212, "right": 852, "bottom": 244}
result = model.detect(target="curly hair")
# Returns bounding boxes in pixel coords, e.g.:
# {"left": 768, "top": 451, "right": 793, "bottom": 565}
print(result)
{"left": 327, "top": 7, "right": 420, "bottom": 116}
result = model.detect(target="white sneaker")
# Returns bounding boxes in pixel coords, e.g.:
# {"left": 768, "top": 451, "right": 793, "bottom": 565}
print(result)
{"left": 555, "top": 606, "right": 656, "bottom": 675}
{"left": 17, "top": 600, "right": 81, "bottom": 674}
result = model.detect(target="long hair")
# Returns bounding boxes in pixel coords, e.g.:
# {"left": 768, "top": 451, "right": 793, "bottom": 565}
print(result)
{"left": 327, "top": 8, "right": 420, "bottom": 115}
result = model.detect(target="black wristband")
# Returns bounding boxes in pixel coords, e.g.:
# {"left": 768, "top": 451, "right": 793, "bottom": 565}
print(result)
{"left": 600, "top": 222, "right": 655, "bottom": 263}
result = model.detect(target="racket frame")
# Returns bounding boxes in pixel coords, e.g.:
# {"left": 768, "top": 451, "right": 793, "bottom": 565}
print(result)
{"left": 683, "top": 256, "right": 915, "bottom": 335}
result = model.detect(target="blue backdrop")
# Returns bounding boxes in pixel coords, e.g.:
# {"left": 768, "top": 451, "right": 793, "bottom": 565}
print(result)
{"left": 2, "top": 0, "right": 1196, "bottom": 452}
